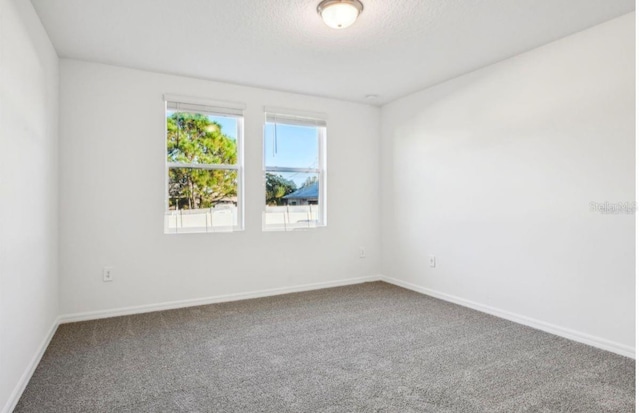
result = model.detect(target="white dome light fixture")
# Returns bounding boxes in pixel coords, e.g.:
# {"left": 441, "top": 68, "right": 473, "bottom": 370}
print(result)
{"left": 317, "top": 0, "right": 364, "bottom": 29}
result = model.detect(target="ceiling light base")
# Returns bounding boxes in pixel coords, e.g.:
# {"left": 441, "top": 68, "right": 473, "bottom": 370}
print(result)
{"left": 317, "top": 0, "right": 364, "bottom": 29}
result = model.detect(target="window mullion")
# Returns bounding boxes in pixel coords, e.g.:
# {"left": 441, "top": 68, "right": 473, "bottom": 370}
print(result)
{"left": 168, "top": 162, "right": 238, "bottom": 171}
{"left": 265, "top": 166, "right": 319, "bottom": 174}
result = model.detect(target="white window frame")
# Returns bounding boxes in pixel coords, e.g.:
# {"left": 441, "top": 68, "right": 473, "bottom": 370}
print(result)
{"left": 263, "top": 107, "right": 327, "bottom": 231}
{"left": 164, "top": 94, "right": 245, "bottom": 233}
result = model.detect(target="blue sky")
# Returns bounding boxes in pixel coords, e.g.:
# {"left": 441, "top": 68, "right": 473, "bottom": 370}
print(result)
{"left": 264, "top": 123, "right": 318, "bottom": 187}
{"left": 264, "top": 123, "right": 318, "bottom": 168}
{"left": 214, "top": 115, "right": 238, "bottom": 140}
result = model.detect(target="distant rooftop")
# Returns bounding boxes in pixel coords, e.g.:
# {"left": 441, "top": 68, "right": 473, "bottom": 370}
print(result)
{"left": 283, "top": 182, "right": 318, "bottom": 200}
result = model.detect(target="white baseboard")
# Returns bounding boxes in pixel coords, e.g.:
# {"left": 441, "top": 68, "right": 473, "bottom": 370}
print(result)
{"left": 2, "top": 317, "right": 60, "bottom": 413}
{"left": 59, "top": 275, "right": 382, "bottom": 324}
{"left": 380, "top": 275, "right": 635, "bottom": 359}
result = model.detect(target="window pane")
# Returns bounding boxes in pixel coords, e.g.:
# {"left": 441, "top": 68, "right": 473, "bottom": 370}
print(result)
{"left": 264, "top": 123, "right": 318, "bottom": 168}
{"left": 264, "top": 172, "right": 320, "bottom": 231}
{"left": 168, "top": 168, "right": 237, "bottom": 209}
{"left": 167, "top": 111, "right": 238, "bottom": 165}
{"left": 265, "top": 172, "right": 318, "bottom": 205}
{"left": 166, "top": 168, "right": 238, "bottom": 233}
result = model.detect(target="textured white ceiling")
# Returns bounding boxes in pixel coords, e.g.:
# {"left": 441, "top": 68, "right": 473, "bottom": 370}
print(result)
{"left": 30, "top": 0, "right": 634, "bottom": 104}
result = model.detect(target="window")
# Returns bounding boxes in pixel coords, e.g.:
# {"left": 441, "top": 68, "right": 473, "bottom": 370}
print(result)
{"left": 164, "top": 96, "right": 244, "bottom": 233}
{"left": 263, "top": 109, "right": 327, "bottom": 231}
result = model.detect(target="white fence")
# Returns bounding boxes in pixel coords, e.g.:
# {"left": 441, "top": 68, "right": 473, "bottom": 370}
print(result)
{"left": 263, "top": 205, "right": 320, "bottom": 231}
{"left": 165, "top": 206, "right": 237, "bottom": 233}
{"left": 164, "top": 205, "right": 320, "bottom": 233}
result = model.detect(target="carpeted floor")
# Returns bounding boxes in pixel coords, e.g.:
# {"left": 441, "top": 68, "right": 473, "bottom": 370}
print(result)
{"left": 15, "top": 282, "right": 634, "bottom": 412}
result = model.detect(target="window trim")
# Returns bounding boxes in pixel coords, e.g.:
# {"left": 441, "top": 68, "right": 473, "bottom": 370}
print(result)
{"left": 262, "top": 109, "right": 327, "bottom": 231}
{"left": 164, "top": 95, "right": 245, "bottom": 233}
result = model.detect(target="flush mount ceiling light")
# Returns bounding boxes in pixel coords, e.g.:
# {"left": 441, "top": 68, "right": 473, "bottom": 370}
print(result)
{"left": 317, "top": 0, "right": 364, "bottom": 29}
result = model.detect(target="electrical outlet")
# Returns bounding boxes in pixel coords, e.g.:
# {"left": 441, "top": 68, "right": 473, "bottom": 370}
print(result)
{"left": 428, "top": 256, "right": 436, "bottom": 268}
{"left": 359, "top": 247, "right": 366, "bottom": 258}
{"left": 103, "top": 266, "right": 114, "bottom": 282}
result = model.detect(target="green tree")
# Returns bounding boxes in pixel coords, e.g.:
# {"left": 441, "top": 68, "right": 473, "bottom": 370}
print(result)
{"left": 167, "top": 112, "right": 237, "bottom": 209}
{"left": 265, "top": 173, "right": 297, "bottom": 206}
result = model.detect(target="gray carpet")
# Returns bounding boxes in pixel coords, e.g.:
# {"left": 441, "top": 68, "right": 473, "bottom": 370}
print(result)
{"left": 15, "top": 282, "right": 634, "bottom": 412}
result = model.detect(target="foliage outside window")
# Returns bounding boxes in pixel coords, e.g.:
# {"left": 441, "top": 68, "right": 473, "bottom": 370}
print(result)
{"left": 165, "top": 98, "right": 244, "bottom": 233}
{"left": 263, "top": 110, "right": 327, "bottom": 231}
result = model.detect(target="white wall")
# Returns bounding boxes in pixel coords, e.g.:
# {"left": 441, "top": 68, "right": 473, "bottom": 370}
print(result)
{"left": 0, "top": 0, "right": 59, "bottom": 411}
{"left": 59, "top": 60, "right": 381, "bottom": 315}
{"left": 380, "top": 13, "right": 635, "bottom": 355}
